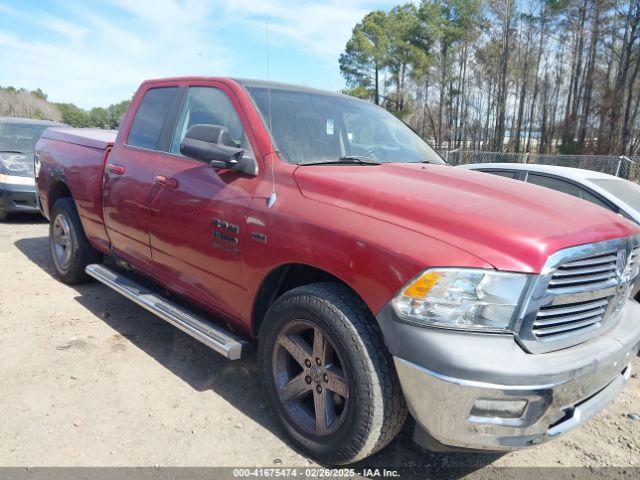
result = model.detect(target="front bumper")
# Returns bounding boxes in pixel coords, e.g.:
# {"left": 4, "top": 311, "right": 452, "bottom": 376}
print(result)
{"left": 0, "top": 174, "right": 39, "bottom": 213}
{"left": 377, "top": 300, "right": 640, "bottom": 451}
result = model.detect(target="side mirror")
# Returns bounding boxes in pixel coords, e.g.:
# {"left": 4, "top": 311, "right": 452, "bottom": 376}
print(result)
{"left": 180, "top": 124, "right": 256, "bottom": 175}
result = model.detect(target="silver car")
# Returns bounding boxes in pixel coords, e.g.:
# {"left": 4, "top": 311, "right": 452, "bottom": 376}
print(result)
{"left": 459, "top": 162, "right": 640, "bottom": 225}
{"left": 0, "top": 117, "right": 66, "bottom": 221}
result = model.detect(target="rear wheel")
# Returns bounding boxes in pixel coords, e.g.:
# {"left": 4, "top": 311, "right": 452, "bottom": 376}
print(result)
{"left": 50, "top": 198, "right": 102, "bottom": 284}
{"left": 259, "top": 282, "right": 407, "bottom": 464}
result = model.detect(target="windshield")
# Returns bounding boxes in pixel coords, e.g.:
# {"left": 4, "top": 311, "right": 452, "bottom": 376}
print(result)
{"left": 590, "top": 178, "right": 640, "bottom": 213}
{"left": 245, "top": 86, "right": 444, "bottom": 166}
{"left": 0, "top": 123, "right": 50, "bottom": 153}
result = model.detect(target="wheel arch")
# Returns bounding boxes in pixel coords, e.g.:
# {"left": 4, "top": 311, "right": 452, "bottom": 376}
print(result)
{"left": 47, "top": 179, "right": 73, "bottom": 217}
{"left": 251, "top": 263, "right": 369, "bottom": 338}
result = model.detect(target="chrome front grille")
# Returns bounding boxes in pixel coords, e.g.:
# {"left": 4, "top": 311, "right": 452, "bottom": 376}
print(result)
{"left": 517, "top": 236, "right": 640, "bottom": 353}
{"left": 624, "top": 245, "right": 640, "bottom": 278}
{"left": 547, "top": 252, "right": 617, "bottom": 290}
{"left": 532, "top": 297, "right": 608, "bottom": 339}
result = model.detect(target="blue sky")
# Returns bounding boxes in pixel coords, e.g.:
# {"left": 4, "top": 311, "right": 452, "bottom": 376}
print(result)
{"left": 0, "top": 0, "right": 396, "bottom": 109}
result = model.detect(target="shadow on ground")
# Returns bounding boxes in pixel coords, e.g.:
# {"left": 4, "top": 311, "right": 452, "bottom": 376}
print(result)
{"left": 3, "top": 212, "right": 48, "bottom": 224}
{"left": 14, "top": 235, "right": 502, "bottom": 478}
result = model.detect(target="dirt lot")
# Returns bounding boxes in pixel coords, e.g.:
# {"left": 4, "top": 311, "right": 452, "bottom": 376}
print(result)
{"left": 1, "top": 214, "right": 640, "bottom": 477}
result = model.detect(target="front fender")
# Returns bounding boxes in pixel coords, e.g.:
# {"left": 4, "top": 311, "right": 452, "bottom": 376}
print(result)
{"left": 241, "top": 193, "right": 491, "bottom": 324}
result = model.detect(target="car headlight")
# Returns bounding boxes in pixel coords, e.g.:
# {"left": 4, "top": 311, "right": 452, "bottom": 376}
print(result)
{"left": 392, "top": 268, "right": 530, "bottom": 332}
{"left": 0, "top": 152, "right": 32, "bottom": 177}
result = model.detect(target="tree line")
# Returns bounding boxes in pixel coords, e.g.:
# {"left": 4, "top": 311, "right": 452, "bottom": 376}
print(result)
{"left": 0, "top": 86, "right": 129, "bottom": 129}
{"left": 340, "top": 0, "right": 640, "bottom": 155}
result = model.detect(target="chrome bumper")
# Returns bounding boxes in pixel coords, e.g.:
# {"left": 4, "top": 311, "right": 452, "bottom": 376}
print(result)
{"left": 395, "top": 357, "right": 632, "bottom": 451}
{"left": 378, "top": 300, "right": 640, "bottom": 452}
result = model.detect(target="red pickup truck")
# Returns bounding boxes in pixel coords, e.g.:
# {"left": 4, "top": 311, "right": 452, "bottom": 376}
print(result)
{"left": 36, "top": 77, "right": 640, "bottom": 463}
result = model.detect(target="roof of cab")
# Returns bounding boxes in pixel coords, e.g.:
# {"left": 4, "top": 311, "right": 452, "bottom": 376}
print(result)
{"left": 233, "top": 78, "right": 350, "bottom": 98}
{"left": 139, "top": 76, "right": 356, "bottom": 100}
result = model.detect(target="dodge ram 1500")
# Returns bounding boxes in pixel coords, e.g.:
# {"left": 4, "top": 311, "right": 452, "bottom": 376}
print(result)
{"left": 35, "top": 77, "right": 640, "bottom": 464}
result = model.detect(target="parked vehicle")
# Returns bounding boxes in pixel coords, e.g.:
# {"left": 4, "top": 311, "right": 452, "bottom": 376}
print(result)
{"left": 35, "top": 78, "right": 640, "bottom": 464}
{"left": 459, "top": 163, "right": 640, "bottom": 224}
{"left": 0, "top": 117, "right": 65, "bottom": 220}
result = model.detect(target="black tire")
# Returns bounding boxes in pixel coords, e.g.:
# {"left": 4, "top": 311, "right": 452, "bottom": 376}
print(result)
{"left": 259, "top": 282, "right": 407, "bottom": 464}
{"left": 0, "top": 210, "right": 7, "bottom": 221}
{"left": 49, "top": 197, "right": 102, "bottom": 284}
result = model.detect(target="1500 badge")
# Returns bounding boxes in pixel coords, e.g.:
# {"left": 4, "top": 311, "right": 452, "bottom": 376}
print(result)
{"left": 212, "top": 218, "right": 239, "bottom": 254}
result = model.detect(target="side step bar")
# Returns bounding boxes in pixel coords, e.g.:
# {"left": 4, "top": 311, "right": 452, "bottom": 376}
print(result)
{"left": 85, "top": 264, "right": 246, "bottom": 360}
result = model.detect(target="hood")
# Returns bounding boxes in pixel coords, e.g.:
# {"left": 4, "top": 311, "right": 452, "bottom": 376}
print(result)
{"left": 293, "top": 163, "right": 640, "bottom": 273}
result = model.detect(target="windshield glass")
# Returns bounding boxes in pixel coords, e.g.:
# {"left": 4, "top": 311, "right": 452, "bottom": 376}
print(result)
{"left": 590, "top": 178, "right": 640, "bottom": 212}
{"left": 0, "top": 123, "right": 50, "bottom": 153}
{"left": 245, "top": 86, "right": 444, "bottom": 165}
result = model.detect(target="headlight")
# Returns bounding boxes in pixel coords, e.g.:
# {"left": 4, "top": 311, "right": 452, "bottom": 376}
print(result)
{"left": 0, "top": 153, "right": 33, "bottom": 177}
{"left": 392, "top": 268, "right": 530, "bottom": 332}
{"left": 34, "top": 152, "right": 41, "bottom": 177}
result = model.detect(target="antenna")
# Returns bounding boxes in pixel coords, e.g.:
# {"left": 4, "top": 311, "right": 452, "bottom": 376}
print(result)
{"left": 266, "top": 21, "right": 277, "bottom": 209}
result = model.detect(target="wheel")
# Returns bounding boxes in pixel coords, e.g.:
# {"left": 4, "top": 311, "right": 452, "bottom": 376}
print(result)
{"left": 50, "top": 197, "right": 102, "bottom": 284}
{"left": 259, "top": 282, "right": 407, "bottom": 464}
{"left": 0, "top": 210, "right": 7, "bottom": 221}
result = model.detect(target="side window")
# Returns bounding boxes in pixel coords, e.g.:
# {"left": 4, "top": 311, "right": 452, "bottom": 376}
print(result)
{"left": 527, "top": 174, "right": 583, "bottom": 198}
{"left": 578, "top": 188, "right": 615, "bottom": 211}
{"left": 127, "top": 87, "right": 178, "bottom": 150}
{"left": 170, "top": 87, "right": 251, "bottom": 155}
{"left": 482, "top": 169, "right": 518, "bottom": 179}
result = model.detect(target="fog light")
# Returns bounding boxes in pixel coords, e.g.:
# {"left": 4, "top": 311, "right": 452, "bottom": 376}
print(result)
{"left": 470, "top": 398, "right": 528, "bottom": 419}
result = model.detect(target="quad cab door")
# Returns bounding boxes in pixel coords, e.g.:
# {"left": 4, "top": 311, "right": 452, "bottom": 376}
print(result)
{"left": 102, "top": 85, "right": 183, "bottom": 271}
{"left": 147, "top": 84, "right": 260, "bottom": 319}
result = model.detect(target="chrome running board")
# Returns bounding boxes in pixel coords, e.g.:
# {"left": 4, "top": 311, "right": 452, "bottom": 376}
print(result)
{"left": 85, "top": 264, "right": 246, "bottom": 360}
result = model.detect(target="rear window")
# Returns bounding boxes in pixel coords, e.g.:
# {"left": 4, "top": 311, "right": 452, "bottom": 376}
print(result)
{"left": 127, "top": 87, "right": 178, "bottom": 150}
{"left": 590, "top": 178, "right": 640, "bottom": 212}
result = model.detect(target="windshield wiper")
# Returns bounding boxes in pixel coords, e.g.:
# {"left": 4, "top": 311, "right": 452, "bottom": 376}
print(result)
{"left": 339, "top": 155, "right": 381, "bottom": 164}
{"left": 300, "top": 156, "right": 381, "bottom": 166}
{"left": 0, "top": 150, "right": 25, "bottom": 154}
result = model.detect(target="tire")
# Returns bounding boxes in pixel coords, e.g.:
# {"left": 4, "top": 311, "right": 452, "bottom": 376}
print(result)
{"left": 258, "top": 282, "right": 407, "bottom": 464}
{"left": 0, "top": 210, "right": 7, "bottom": 221}
{"left": 49, "top": 197, "right": 102, "bottom": 284}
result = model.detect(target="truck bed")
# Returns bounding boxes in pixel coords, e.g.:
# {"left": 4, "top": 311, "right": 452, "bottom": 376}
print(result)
{"left": 40, "top": 127, "right": 117, "bottom": 149}
{"left": 36, "top": 128, "right": 117, "bottom": 253}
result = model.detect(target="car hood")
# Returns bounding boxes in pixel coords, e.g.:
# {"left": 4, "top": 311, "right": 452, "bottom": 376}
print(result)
{"left": 293, "top": 163, "right": 639, "bottom": 273}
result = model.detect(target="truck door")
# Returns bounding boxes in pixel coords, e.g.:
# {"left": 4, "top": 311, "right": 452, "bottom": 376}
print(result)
{"left": 147, "top": 85, "right": 258, "bottom": 318}
{"left": 102, "top": 86, "right": 183, "bottom": 270}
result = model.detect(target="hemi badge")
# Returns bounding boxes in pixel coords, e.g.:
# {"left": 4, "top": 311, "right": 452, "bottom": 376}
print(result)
{"left": 251, "top": 232, "right": 267, "bottom": 244}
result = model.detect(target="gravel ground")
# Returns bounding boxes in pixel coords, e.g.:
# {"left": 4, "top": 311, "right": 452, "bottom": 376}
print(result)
{"left": 1, "top": 214, "right": 639, "bottom": 478}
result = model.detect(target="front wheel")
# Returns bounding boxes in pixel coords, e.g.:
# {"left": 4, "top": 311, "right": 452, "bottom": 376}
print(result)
{"left": 50, "top": 198, "right": 102, "bottom": 284}
{"left": 259, "top": 283, "right": 407, "bottom": 464}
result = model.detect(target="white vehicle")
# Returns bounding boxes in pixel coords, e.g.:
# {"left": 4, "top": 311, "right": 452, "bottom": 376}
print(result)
{"left": 459, "top": 163, "right": 640, "bottom": 225}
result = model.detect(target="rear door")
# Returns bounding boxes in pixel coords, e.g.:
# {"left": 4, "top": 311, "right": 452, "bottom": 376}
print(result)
{"left": 147, "top": 83, "right": 260, "bottom": 318}
{"left": 102, "top": 86, "right": 183, "bottom": 269}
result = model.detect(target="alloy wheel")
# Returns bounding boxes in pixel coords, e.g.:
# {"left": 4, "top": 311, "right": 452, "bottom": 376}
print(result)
{"left": 273, "top": 320, "right": 350, "bottom": 436}
{"left": 52, "top": 213, "right": 72, "bottom": 271}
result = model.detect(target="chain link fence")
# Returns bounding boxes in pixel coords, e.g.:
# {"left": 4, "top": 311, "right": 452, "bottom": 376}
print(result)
{"left": 437, "top": 150, "right": 640, "bottom": 182}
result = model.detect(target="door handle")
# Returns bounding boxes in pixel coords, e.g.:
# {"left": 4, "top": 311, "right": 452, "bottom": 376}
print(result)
{"left": 154, "top": 175, "right": 179, "bottom": 189}
{"left": 108, "top": 164, "right": 126, "bottom": 175}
